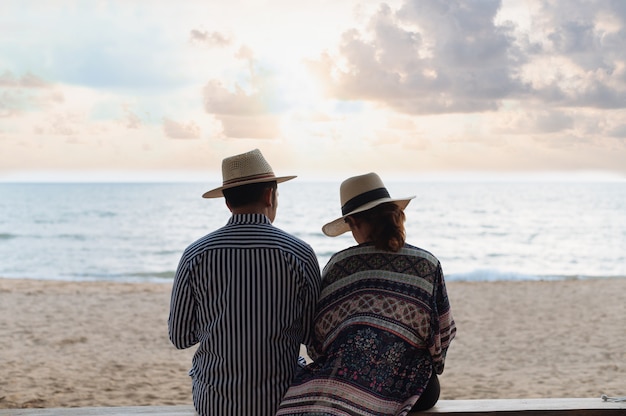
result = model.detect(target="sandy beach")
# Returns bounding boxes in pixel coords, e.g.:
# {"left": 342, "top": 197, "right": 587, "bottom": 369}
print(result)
{"left": 1, "top": 277, "right": 624, "bottom": 409}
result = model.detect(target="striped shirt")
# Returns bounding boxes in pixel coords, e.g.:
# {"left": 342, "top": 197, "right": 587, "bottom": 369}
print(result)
{"left": 168, "top": 213, "right": 322, "bottom": 416}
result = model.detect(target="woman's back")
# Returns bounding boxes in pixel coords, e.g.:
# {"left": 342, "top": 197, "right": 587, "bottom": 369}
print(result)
{"left": 278, "top": 243, "right": 455, "bottom": 416}
{"left": 314, "top": 243, "right": 443, "bottom": 354}
{"left": 277, "top": 173, "right": 455, "bottom": 416}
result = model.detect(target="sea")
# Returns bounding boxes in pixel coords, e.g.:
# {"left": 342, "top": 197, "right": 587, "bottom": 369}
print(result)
{"left": 1, "top": 180, "right": 625, "bottom": 283}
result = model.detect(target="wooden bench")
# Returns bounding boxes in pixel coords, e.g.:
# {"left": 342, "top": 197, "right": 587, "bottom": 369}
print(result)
{"left": 0, "top": 399, "right": 624, "bottom": 415}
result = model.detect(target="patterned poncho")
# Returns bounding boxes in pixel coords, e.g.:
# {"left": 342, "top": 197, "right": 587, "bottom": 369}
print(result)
{"left": 277, "top": 243, "right": 456, "bottom": 416}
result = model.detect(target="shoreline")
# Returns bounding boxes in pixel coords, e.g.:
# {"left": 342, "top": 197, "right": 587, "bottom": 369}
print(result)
{"left": 1, "top": 277, "right": 624, "bottom": 409}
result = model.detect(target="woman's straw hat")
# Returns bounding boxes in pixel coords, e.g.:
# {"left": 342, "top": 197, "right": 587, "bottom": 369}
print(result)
{"left": 202, "top": 149, "right": 296, "bottom": 198}
{"left": 322, "top": 172, "right": 415, "bottom": 237}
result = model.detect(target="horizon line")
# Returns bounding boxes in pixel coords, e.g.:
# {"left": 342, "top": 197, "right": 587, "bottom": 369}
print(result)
{"left": 1, "top": 169, "right": 625, "bottom": 184}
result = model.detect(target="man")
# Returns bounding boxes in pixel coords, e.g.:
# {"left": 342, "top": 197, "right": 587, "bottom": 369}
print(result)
{"left": 168, "top": 149, "right": 321, "bottom": 416}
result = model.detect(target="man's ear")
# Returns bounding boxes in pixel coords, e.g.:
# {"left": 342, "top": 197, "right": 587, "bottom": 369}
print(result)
{"left": 263, "top": 187, "right": 274, "bottom": 206}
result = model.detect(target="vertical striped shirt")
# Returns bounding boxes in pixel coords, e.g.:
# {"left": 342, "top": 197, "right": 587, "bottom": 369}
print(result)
{"left": 168, "top": 213, "right": 322, "bottom": 416}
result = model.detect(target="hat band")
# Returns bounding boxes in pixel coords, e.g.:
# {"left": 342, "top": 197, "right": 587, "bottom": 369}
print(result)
{"left": 341, "top": 187, "right": 390, "bottom": 215}
{"left": 223, "top": 172, "right": 276, "bottom": 186}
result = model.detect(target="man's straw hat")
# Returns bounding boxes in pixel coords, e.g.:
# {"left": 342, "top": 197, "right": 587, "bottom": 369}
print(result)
{"left": 322, "top": 172, "right": 415, "bottom": 237}
{"left": 202, "top": 149, "right": 296, "bottom": 198}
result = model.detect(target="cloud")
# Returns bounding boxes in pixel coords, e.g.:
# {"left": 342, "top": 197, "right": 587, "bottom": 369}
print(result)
{"left": 189, "top": 29, "right": 233, "bottom": 48}
{"left": 308, "top": 1, "right": 527, "bottom": 114}
{"left": 201, "top": 59, "right": 285, "bottom": 139}
{"left": 606, "top": 121, "right": 626, "bottom": 139}
{"left": 0, "top": 3, "right": 195, "bottom": 91}
{"left": 0, "top": 71, "right": 50, "bottom": 88}
{"left": 34, "top": 112, "right": 81, "bottom": 137}
{"left": 203, "top": 79, "right": 266, "bottom": 116}
{"left": 2, "top": 0, "right": 625, "bottom": 176}
{"left": 0, "top": 71, "right": 61, "bottom": 117}
{"left": 518, "top": 1, "right": 626, "bottom": 108}
{"left": 503, "top": 109, "right": 575, "bottom": 135}
{"left": 162, "top": 117, "right": 201, "bottom": 139}
{"left": 0, "top": 91, "right": 20, "bottom": 118}
{"left": 387, "top": 116, "right": 416, "bottom": 131}
{"left": 307, "top": 0, "right": 626, "bottom": 115}
{"left": 216, "top": 115, "right": 280, "bottom": 139}
{"left": 123, "top": 108, "right": 142, "bottom": 130}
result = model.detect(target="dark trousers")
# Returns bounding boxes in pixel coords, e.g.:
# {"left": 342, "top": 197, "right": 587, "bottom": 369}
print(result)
{"left": 410, "top": 373, "right": 440, "bottom": 412}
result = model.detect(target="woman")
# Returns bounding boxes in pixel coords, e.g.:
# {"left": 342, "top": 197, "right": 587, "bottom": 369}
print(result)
{"left": 277, "top": 173, "right": 456, "bottom": 416}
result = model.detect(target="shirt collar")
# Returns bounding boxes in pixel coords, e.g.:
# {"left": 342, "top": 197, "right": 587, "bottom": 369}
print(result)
{"left": 227, "top": 213, "right": 272, "bottom": 225}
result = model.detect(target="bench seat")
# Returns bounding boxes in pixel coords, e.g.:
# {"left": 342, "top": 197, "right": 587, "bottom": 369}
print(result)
{"left": 0, "top": 398, "right": 624, "bottom": 415}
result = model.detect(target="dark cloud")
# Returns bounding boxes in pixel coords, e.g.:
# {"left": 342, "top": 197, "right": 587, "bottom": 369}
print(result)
{"left": 529, "top": 1, "right": 626, "bottom": 108}
{"left": 308, "top": 0, "right": 626, "bottom": 114}
{"left": 608, "top": 124, "right": 626, "bottom": 138}
{"left": 528, "top": 110, "right": 575, "bottom": 134}
{"left": 520, "top": 1, "right": 625, "bottom": 72}
{"left": 307, "top": 1, "right": 527, "bottom": 114}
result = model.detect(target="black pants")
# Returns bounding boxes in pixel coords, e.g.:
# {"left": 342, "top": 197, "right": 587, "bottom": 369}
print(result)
{"left": 410, "top": 373, "right": 440, "bottom": 412}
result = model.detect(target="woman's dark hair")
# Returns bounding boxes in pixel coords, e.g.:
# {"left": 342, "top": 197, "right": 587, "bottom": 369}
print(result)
{"left": 350, "top": 202, "right": 406, "bottom": 252}
{"left": 223, "top": 181, "right": 277, "bottom": 208}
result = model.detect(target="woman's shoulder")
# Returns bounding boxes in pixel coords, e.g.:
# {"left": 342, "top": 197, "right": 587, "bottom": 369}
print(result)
{"left": 402, "top": 243, "right": 441, "bottom": 265}
{"left": 326, "top": 243, "right": 440, "bottom": 264}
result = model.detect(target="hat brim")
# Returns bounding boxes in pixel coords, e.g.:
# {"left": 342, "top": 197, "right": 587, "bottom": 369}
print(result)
{"left": 322, "top": 197, "right": 414, "bottom": 237}
{"left": 202, "top": 175, "right": 297, "bottom": 198}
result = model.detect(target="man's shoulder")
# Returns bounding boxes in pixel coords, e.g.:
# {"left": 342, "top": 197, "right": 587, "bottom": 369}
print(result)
{"left": 182, "top": 223, "right": 315, "bottom": 258}
{"left": 266, "top": 225, "right": 316, "bottom": 256}
{"left": 180, "top": 231, "right": 217, "bottom": 258}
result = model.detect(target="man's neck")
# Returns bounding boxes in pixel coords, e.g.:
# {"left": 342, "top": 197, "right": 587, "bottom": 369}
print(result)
{"left": 230, "top": 205, "right": 273, "bottom": 222}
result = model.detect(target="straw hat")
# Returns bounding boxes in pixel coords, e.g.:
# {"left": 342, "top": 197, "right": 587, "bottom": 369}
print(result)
{"left": 322, "top": 172, "right": 415, "bottom": 237}
{"left": 202, "top": 149, "right": 296, "bottom": 198}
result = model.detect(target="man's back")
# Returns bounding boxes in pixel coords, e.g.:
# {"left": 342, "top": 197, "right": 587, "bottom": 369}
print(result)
{"left": 169, "top": 213, "right": 321, "bottom": 415}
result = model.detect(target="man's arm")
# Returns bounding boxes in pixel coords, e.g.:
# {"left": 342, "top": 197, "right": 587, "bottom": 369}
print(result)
{"left": 300, "top": 248, "right": 322, "bottom": 347}
{"left": 168, "top": 256, "right": 198, "bottom": 349}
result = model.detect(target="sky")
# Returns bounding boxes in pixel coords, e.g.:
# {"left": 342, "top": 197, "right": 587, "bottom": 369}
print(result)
{"left": 1, "top": 0, "right": 625, "bottom": 182}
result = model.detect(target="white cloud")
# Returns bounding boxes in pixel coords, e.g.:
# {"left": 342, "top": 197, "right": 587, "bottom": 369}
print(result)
{"left": 217, "top": 115, "right": 280, "bottom": 139}
{"left": 162, "top": 117, "right": 201, "bottom": 140}
{"left": 203, "top": 80, "right": 266, "bottom": 116}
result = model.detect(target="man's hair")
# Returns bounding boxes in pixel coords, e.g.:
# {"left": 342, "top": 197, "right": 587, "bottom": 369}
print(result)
{"left": 349, "top": 202, "right": 406, "bottom": 252}
{"left": 223, "top": 181, "right": 277, "bottom": 208}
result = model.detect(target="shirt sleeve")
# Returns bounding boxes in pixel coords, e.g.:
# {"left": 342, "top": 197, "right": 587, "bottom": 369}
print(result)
{"left": 299, "top": 248, "right": 322, "bottom": 347}
{"left": 168, "top": 254, "right": 199, "bottom": 349}
{"left": 428, "top": 261, "right": 456, "bottom": 374}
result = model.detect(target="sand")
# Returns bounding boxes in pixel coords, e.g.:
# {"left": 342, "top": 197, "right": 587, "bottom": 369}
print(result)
{"left": 1, "top": 277, "right": 624, "bottom": 409}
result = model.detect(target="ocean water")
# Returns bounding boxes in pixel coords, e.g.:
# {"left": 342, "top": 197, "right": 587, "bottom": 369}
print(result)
{"left": 0, "top": 180, "right": 625, "bottom": 282}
